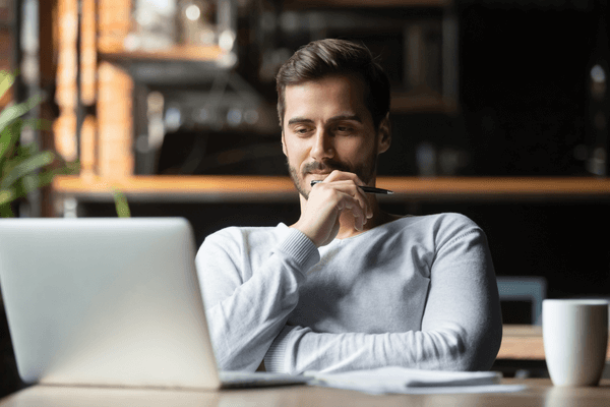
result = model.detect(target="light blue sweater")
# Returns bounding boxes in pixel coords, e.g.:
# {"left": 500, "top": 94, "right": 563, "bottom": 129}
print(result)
{"left": 195, "top": 213, "right": 502, "bottom": 374}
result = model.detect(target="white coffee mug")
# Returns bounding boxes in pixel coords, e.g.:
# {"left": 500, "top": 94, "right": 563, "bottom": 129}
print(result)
{"left": 542, "top": 299, "right": 609, "bottom": 386}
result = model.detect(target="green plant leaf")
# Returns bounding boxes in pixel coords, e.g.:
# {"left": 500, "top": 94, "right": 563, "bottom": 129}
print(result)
{"left": 53, "top": 158, "right": 81, "bottom": 175}
{"left": 2, "top": 135, "right": 32, "bottom": 181}
{"left": 1, "top": 150, "right": 55, "bottom": 189}
{"left": 0, "top": 119, "right": 23, "bottom": 166}
{"left": 21, "top": 117, "right": 52, "bottom": 131}
{"left": 17, "top": 142, "right": 39, "bottom": 157}
{"left": 0, "top": 71, "right": 74, "bottom": 211}
{"left": 0, "top": 94, "right": 42, "bottom": 135}
{"left": 0, "top": 188, "right": 14, "bottom": 206}
{"left": 0, "top": 203, "right": 14, "bottom": 218}
{"left": 112, "top": 188, "right": 131, "bottom": 218}
{"left": 13, "top": 173, "right": 37, "bottom": 197}
{"left": 33, "top": 170, "right": 56, "bottom": 188}
{"left": 3, "top": 169, "right": 59, "bottom": 203}
{"left": 0, "top": 70, "right": 15, "bottom": 102}
{"left": 1, "top": 151, "right": 26, "bottom": 180}
{"left": 14, "top": 171, "right": 55, "bottom": 201}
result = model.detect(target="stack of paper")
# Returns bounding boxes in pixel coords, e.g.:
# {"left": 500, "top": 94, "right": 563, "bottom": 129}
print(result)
{"left": 305, "top": 367, "right": 526, "bottom": 395}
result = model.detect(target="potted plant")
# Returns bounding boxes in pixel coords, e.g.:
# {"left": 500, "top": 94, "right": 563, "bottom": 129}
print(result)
{"left": 0, "top": 70, "right": 78, "bottom": 217}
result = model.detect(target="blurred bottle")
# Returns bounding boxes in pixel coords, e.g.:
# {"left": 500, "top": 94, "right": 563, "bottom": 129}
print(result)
{"left": 125, "top": 0, "right": 177, "bottom": 51}
{"left": 416, "top": 142, "right": 437, "bottom": 177}
{"left": 585, "top": 2, "right": 609, "bottom": 177}
{"left": 178, "top": 0, "right": 217, "bottom": 46}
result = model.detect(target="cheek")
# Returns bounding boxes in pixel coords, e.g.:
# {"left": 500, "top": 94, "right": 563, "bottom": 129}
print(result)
{"left": 346, "top": 138, "right": 375, "bottom": 160}
{"left": 284, "top": 138, "right": 307, "bottom": 163}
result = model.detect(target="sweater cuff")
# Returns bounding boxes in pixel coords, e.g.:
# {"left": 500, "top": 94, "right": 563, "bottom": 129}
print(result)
{"left": 264, "top": 325, "right": 293, "bottom": 372}
{"left": 273, "top": 227, "right": 320, "bottom": 276}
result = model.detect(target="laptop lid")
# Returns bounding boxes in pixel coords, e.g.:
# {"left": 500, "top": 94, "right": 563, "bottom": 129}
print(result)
{"left": 0, "top": 218, "right": 222, "bottom": 389}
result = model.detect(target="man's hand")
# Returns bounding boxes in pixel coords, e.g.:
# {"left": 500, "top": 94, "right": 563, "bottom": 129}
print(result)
{"left": 292, "top": 170, "right": 373, "bottom": 247}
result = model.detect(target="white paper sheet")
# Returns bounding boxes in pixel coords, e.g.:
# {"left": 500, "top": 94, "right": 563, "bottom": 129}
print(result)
{"left": 305, "top": 366, "right": 527, "bottom": 395}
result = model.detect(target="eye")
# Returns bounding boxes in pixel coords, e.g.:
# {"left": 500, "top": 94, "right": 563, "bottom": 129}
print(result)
{"left": 334, "top": 125, "right": 353, "bottom": 133}
{"left": 292, "top": 126, "right": 313, "bottom": 137}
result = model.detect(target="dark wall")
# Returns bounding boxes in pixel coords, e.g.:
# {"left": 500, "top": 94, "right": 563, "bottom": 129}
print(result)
{"left": 77, "top": 198, "right": 610, "bottom": 302}
{"left": 458, "top": 2, "right": 601, "bottom": 176}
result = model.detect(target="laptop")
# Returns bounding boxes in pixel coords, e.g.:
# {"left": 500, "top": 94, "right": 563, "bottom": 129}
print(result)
{"left": 0, "top": 218, "right": 309, "bottom": 389}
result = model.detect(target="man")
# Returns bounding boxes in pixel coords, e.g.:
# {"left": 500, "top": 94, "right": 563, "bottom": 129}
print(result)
{"left": 196, "top": 39, "right": 502, "bottom": 374}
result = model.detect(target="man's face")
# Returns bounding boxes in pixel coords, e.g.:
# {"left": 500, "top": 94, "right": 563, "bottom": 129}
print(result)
{"left": 281, "top": 74, "right": 389, "bottom": 199}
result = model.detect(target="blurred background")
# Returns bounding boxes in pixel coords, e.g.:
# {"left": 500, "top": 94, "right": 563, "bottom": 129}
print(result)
{"left": 0, "top": 0, "right": 609, "bottom": 395}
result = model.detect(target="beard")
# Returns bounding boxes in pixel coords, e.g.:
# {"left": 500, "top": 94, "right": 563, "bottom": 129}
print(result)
{"left": 287, "top": 154, "right": 378, "bottom": 200}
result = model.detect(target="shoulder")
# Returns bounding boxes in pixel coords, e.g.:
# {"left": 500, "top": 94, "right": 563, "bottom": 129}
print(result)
{"left": 429, "top": 212, "right": 481, "bottom": 236}
{"left": 387, "top": 213, "right": 484, "bottom": 248}
{"left": 387, "top": 212, "right": 479, "bottom": 232}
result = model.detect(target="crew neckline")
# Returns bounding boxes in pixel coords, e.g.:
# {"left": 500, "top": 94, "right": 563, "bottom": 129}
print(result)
{"left": 278, "top": 215, "right": 412, "bottom": 244}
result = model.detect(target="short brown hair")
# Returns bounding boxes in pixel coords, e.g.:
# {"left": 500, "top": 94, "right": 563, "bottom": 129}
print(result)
{"left": 276, "top": 39, "right": 391, "bottom": 130}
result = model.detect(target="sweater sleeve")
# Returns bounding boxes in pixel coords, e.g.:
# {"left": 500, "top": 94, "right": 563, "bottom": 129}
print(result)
{"left": 195, "top": 226, "right": 320, "bottom": 372}
{"left": 264, "top": 227, "right": 503, "bottom": 374}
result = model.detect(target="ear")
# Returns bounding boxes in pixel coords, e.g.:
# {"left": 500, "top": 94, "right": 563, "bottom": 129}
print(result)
{"left": 376, "top": 113, "right": 391, "bottom": 155}
{"left": 281, "top": 131, "right": 288, "bottom": 156}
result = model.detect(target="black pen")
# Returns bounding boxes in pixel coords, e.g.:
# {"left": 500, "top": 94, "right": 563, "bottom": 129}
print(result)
{"left": 310, "top": 180, "right": 394, "bottom": 195}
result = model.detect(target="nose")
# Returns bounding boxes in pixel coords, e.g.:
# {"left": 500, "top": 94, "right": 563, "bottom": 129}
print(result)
{"left": 310, "top": 128, "right": 334, "bottom": 162}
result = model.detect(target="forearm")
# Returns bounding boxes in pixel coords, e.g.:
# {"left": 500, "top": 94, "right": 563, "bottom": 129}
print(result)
{"left": 197, "top": 227, "right": 319, "bottom": 371}
{"left": 206, "top": 263, "right": 302, "bottom": 371}
{"left": 264, "top": 323, "right": 492, "bottom": 374}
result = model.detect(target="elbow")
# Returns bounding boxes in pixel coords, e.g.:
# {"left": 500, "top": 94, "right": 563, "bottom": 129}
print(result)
{"left": 432, "top": 328, "right": 472, "bottom": 371}
{"left": 424, "top": 324, "right": 500, "bottom": 372}
{"left": 410, "top": 328, "right": 470, "bottom": 371}
{"left": 447, "top": 321, "right": 503, "bottom": 371}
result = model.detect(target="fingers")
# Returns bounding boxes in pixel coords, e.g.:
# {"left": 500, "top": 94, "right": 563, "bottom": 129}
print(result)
{"left": 335, "top": 194, "right": 366, "bottom": 231}
{"left": 343, "top": 184, "right": 371, "bottom": 223}
{"left": 313, "top": 171, "right": 373, "bottom": 220}
{"left": 299, "top": 170, "right": 373, "bottom": 244}
{"left": 312, "top": 181, "right": 370, "bottom": 230}
{"left": 324, "top": 170, "right": 364, "bottom": 186}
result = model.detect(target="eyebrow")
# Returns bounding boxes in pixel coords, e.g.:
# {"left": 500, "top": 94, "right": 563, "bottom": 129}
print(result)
{"left": 287, "top": 117, "right": 314, "bottom": 126}
{"left": 287, "top": 114, "right": 362, "bottom": 126}
{"left": 329, "top": 114, "right": 362, "bottom": 123}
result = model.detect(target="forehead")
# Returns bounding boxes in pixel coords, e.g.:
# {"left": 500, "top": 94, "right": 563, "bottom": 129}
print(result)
{"left": 283, "top": 74, "right": 370, "bottom": 123}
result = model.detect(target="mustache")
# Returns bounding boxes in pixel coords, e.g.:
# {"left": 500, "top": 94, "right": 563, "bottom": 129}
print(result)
{"left": 302, "top": 160, "right": 351, "bottom": 175}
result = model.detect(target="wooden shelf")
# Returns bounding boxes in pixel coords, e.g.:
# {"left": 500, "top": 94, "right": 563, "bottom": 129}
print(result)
{"left": 53, "top": 175, "right": 298, "bottom": 203}
{"left": 52, "top": 176, "right": 610, "bottom": 203}
{"left": 498, "top": 325, "right": 610, "bottom": 360}
{"left": 378, "top": 177, "right": 610, "bottom": 201}
{"left": 99, "top": 45, "right": 226, "bottom": 63}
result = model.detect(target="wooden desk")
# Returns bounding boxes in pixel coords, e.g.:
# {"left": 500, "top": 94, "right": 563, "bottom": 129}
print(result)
{"left": 499, "top": 325, "right": 610, "bottom": 360}
{"left": 1, "top": 379, "right": 610, "bottom": 407}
